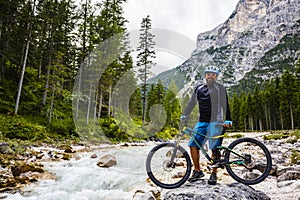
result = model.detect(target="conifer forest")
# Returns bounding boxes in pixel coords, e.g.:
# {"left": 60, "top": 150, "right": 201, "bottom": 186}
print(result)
{"left": 0, "top": 0, "right": 299, "bottom": 144}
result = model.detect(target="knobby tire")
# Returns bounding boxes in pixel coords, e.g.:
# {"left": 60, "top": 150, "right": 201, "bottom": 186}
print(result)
{"left": 146, "top": 143, "right": 192, "bottom": 189}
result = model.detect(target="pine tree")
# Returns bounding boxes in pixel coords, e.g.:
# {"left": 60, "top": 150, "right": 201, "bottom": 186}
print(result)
{"left": 230, "top": 93, "right": 240, "bottom": 130}
{"left": 15, "top": 0, "right": 37, "bottom": 114}
{"left": 130, "top": 87, "right": 142, "bottom": 117}
{"left": 146, "top": 80, "right": 165, "bottom": 122}
{"left": 294, "top": 59, "right": 300, "bottom": 129}
{"left": 280, "top": 69, "right": 296, "bottom": 130}
{"left": 164, "top": 80, "right": 181, "bottom": 128}
{"left": 136, "top": 15, "right": 156, "bottom": 123}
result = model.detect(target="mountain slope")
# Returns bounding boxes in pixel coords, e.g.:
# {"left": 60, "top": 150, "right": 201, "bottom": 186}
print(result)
{"left": 150, "top": 0, "right": 300, "bottom": 93}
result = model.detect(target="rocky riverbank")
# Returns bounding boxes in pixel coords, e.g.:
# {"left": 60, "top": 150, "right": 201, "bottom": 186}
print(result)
{"left": 1, "top": 131, "right": 299, "bottom": 200}
{"left": 134, "top": 131, "right": 300, "bottom": 200}
{"left": 0, "top": 140, "right": 153, "bottom": 196}
{"left": 0, "top": 141, "right": 90, "bottom": 195}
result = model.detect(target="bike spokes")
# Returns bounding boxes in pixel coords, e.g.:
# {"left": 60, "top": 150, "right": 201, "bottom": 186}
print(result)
{"left": 225, "top": 138, "right": 272, "bottom": 185}
{"left": 146, "top": 143, "right": 192, "bottom": 189}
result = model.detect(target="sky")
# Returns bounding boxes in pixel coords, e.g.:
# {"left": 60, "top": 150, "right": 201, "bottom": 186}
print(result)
{"left": 123, "top": 0, "right": 240, "bottom": 75}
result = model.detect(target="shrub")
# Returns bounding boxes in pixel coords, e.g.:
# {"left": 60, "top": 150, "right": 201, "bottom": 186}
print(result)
{"left": 0, "top": 114, "right": 48, "bottom": 140}
{"left": 290, "top": 150, "right": 300, "bottom": 164}
{"left": 290, "top": 129, "right": 300, "bottom": 139}
{"left": 155, "top": 127, "right": 178, "bottom": 141}
{"left": 225, "top": 133, "right": 244, "bottom": 139}
{"left": 48, "top": 118, "right": 76, "bottom": 138}
{"left": 263, "top": 133, "right": 285, "bottom": 140}
{"left": 99, "top": 117, "right": 129, "bottom": 141}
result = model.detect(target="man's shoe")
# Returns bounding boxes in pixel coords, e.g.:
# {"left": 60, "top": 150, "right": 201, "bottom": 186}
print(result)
{"left": 188, "top": 170, "right": 204, "bottom": 182}
{"left": 208, "top": 173, "right": 217, "bottom": 185}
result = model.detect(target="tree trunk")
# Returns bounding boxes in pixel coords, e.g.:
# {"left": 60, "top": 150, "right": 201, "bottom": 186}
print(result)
{"left": 75, "top": 65, "right": 82, "bottom": 120}
{"left": 42, "top": 59, "right": 51, "bottom": 105}
{"left": 48, "top": 83, "right": 56, "bottom": 124}
{"left": 38, "top": 51, "right": 43, "bottom": 78}
{"left": 280, "top": 110, "right": 284, "bottom": 130}
{"left": 98, "top": 91, "right": 103, "bottom": 119}
{"left": 15, "top": 0, "right": 37, "bottom": 114}
{"left": 15, "top": 31, "right": 30, "bottom": 114}
{"left": 93, "top": 89, "right": 98, "bottom": 123}
{"left": 108, "top": 84, "right": 112, "bottom": 116}
{"left": 264, "top": 105, "right": 269, "bottom": 130}
{"left": 268, "top": 107, "right": 272, "bottom": 130}
{"left": 290, "top": 100, "right": 294, "bottom": 130}
{"left": 249, "top": 116, "right": 254, "bottom": 131}
{"left": 274, "top": 115, "right": 277, "bottom": 131}
{"left": 86, "top": 80, "right": 92, "bottom": 125}
{"left": 259, "top": 119, "right": 262, "bottom": 132}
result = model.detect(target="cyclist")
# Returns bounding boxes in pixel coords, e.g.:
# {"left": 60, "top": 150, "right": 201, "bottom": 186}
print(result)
{"left": 180, "top": 66, "right": 232, "bottom": 185}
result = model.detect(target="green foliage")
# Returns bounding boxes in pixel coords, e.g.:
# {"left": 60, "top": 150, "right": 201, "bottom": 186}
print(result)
{"left": 48, "top": 118, "right": 76, "bottom": 138}
{"left": 99, "top": 117, "right": 129, "bottom": 142}
{"left": 290, "top": 150, "right": 300, "bottom": 164}
{"left": 155, "top": 127, "right": 178, "bottom": 141}
{"left": 287, "top": 129, "right": 300, "bottom": 143}
{"left": 225, "top": 133, "right": 244, "bottom": 139}
{"left": 0, "top": 0, "right": 137, "bottom": 144}
{"left": 290, "top": 129, "right": 300, "bottom": 139}
{"left": 0, "top": 114, "right": 48, "bottom": 140}
{"left": 263, "top": 133, "right": 280, "bottom": 140}
{"left": 229, "top": 66, "right": 300, "bottom": 132}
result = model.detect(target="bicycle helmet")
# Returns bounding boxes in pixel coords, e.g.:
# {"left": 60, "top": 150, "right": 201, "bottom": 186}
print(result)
{"left": 204, "top": 66, "right": 220, "bottom": 75}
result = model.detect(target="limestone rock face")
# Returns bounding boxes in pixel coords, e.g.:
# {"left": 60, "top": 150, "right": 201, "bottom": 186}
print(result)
{"left": 151, "top": 0, "right": 300, "bottom": 92}
{"left": 188, "top": 0, "right": 300, "bottom": 85}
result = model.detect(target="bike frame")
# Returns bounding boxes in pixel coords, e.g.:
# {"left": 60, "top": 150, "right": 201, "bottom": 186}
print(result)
{"left": 171, "top": 126, "right": 248, "bottom": 167}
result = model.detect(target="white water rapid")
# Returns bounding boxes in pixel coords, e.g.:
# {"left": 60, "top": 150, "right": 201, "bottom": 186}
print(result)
{"left": 5, "top": 145, "right": 155, "bottom": 200}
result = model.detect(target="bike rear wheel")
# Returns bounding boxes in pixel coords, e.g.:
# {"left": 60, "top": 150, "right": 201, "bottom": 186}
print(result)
{"left": 225, "top": 137, "right": 272, "bottom": 185}
{"left": 146, "top": 143, "right": 192, "bottom": 189}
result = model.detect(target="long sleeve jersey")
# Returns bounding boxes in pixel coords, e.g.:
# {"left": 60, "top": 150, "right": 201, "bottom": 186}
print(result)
{"left": 183, "top": 83, "right": 232, "bottom": 123}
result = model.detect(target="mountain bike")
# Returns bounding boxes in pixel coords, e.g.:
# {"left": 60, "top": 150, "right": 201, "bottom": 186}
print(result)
{"left": 145, "top": 123, "right": 272, "bottom": 189}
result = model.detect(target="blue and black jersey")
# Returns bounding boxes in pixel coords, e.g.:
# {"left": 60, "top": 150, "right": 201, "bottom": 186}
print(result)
{"left": 183, "top": 83, "right": 232, "bottom": 123}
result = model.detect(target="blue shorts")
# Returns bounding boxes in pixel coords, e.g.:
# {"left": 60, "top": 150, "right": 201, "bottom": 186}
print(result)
{"left": 188, "top": 122, "right": 224, "bottom": 150}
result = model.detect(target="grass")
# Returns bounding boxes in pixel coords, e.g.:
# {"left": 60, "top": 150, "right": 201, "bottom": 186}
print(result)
{"left": 263, "top": 130, "right": 299, "bottom": 141}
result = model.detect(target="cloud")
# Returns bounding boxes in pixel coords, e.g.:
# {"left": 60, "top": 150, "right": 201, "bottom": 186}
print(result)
{"left": 123, "top": 0, "right": 239, "bottom": 75}
{"left": 123, "top": 0, "right": 239, "bottom": 41}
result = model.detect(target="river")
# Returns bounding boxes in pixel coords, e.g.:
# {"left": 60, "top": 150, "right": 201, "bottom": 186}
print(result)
{"left": 5, "top": 145, "right": 157, "bottom": 200}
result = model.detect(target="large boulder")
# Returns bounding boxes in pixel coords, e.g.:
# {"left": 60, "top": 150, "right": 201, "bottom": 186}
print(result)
{"left": 162, "top": 180, "right": 270, "bottom": 200}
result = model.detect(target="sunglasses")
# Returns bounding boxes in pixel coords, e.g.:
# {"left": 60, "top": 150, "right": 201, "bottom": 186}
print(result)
{"left": 205, "top": 72, "right": 217, "bottom": 76}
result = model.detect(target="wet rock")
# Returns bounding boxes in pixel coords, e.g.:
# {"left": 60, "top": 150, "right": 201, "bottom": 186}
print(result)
{"left": 58, "top": 145, "right": 74, "bottom": 153}
{"left": 97, "top": 154, "right": 117, "bottom": 167}
{"left": 11, "top": 163, "right": 44, "bottom": 177}
{"left": 0, "top": 143, "right": 14, "bottom": 154}
{"left": 133, "top": 188, "right": 161, "bottom": 200}
{"left": 62, "top": 153, "right": 71, "bottom": 160}
{"left": 90, "top": 154, "right": 97, "bottom": 158}
{"left": 133, "top": 190, "right": 156, "bottom": 200}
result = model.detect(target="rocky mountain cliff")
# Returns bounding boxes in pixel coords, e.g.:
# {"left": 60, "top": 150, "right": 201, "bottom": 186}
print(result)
{"left": 150, "top": 0, "right": 300, "bottom": 93}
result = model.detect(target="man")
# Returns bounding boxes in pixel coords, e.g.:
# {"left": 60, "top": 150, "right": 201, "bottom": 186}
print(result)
{"left": 180, "top": 66, "right": 232, "bottom": 185}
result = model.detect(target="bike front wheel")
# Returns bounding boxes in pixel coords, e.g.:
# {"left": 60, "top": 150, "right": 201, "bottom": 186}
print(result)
{"left": 146, "top": 143, "right": 192, "bottom": 189}
{"left": 225, "top": 137, "right": 272, "bottom": 185}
